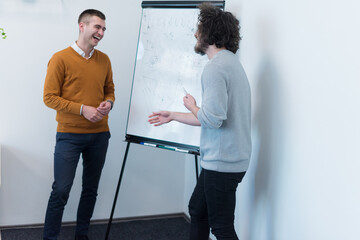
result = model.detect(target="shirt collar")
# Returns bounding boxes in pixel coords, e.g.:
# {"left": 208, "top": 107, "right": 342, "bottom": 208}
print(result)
{"left": 71, "top": 41, "right": 95, "bottom": 59}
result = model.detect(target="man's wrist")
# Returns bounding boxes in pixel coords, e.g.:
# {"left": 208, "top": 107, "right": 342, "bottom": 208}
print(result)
{"left": 191, "top": 106, "right": 199, "bottom": 118}
{"left": 106, "top": 100, "right": 114, "bottom": 110}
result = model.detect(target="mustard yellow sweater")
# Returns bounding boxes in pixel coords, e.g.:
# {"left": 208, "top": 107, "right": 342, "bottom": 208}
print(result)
{"left": 44, "top": 47, "right": 115, "bottom": 133}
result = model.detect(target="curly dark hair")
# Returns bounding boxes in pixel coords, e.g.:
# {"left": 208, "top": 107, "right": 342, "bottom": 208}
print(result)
{"left": 78, "top": 9, "right": 106, "bottom": 24}
{"left": 197, "top": 3, "right": 241, "bottom": 54}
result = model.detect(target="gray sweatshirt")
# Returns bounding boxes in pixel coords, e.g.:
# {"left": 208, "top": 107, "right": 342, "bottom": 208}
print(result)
{"left": 197, "top": 50, "right": 252, "bottom": 173}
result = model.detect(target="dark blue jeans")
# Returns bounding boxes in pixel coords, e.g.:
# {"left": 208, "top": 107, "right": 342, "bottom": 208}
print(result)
{"left": 43, "top": 132, "right": 110, "bottom": 240}
{"left": 189, "top": 169, "right": 246, "bottom": 240}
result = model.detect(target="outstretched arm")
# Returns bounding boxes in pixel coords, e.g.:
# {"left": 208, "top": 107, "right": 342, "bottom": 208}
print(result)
{"left": 148, "top": 111, "right": 201, "bottom": 126}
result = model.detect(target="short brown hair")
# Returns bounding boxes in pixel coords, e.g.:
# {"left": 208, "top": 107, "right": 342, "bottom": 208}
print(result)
{"left": 78, "top": 9, "right": 106, "bottom": 24}
{"left": 197, "top": 3, "right": 241, "bottom": 53}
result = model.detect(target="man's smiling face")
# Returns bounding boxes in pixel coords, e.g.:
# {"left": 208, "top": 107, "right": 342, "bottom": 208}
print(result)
{"left": 80, "top": 16, "right": 106, "bottom": 48}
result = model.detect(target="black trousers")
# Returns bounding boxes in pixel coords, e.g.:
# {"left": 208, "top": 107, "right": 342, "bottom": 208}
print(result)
{"left": 43, "top": 132, "right": 110, "bottom": 240}
{"left": 189, "top": 169, "right": 246, "bottom": 240}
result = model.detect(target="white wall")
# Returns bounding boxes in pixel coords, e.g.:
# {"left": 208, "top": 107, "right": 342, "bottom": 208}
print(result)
{"left": 215, "top": 0, "right": 359, "bottom": 240}
{"left": 0, "top": 0, "right": 186, "bottom": 226}
{"left": 1, "top": 0, "right": 360, "bottom": 239}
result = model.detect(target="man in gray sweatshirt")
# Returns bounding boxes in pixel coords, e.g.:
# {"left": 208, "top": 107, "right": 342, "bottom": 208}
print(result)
{"left": 148, "top": 3, "right": 251, "bottom": 240}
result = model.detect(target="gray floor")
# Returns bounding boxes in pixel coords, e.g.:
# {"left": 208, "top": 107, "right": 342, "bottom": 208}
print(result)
{"left": 0, "top": 216, "right": 190, "bottom": 240}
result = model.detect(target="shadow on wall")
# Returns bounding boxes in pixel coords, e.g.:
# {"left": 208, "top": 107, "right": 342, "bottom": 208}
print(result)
{"left": 248, "top": 53, "right": 284, "bottom": 240}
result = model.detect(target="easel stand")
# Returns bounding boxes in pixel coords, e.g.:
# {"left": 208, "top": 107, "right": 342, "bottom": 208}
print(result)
{"left": 104, "top": 141, "right": 199, "bottom": 240}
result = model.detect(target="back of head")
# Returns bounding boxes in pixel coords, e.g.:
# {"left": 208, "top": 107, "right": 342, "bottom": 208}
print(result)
{"left": 197, "top": 3, "right": 241, "bottom": 54}
{"left": 78, "top": 9, "right": 106, "bottom": 24}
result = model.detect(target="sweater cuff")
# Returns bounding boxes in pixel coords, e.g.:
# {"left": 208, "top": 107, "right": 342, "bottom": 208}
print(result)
{"left": 70, "top": 102, "right": 83, "bottom": 115}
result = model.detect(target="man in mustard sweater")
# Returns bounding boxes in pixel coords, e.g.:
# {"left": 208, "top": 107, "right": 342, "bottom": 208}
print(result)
{"left": 43, "top": 9, "right": 115, "bottom": 240}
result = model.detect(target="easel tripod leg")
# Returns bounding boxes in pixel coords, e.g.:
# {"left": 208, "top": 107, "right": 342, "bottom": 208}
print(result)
{"left": 104, "top": 141, "right": 131, "bottom": 240}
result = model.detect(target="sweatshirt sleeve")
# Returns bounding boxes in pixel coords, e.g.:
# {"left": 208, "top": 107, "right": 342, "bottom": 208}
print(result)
{"left": 103, "top": 55, "right": 115, "bottom": 103}
{"left": 197, "top": 64, "right": 228, "bottom": 128}
{"left": 43, "top": 54, "right": 82, "bottom": 115}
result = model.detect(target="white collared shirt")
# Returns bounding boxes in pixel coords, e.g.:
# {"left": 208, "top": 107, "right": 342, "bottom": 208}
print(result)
{"left": 71, "top": 41, "right": 94, "bottom": 59}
